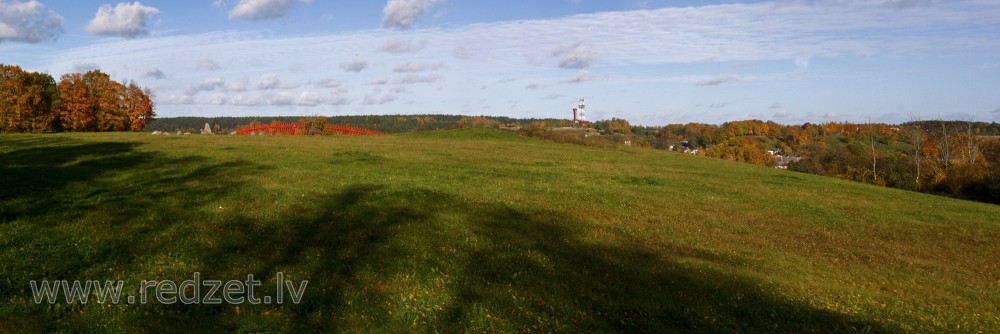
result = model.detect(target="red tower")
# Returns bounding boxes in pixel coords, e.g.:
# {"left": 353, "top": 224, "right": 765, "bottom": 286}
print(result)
{"left": 572, "top": 99, "right": 586, "bottom": 127}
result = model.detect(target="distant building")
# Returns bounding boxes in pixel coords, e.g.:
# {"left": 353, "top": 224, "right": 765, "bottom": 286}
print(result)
{"left": 774, "top": 156, "right": 802, "bottom": 169}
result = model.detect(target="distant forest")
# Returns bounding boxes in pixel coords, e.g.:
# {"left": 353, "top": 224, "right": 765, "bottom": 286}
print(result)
{"left": 146, "top": 115, "right": 1000, "bottom": 204}
{"left": 144, "top": 115, "right": 573, "bottom": 134}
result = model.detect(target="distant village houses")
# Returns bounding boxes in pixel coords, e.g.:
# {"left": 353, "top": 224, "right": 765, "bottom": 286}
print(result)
{"left": 766, "top": 149, "right": 802, "bottom": 169}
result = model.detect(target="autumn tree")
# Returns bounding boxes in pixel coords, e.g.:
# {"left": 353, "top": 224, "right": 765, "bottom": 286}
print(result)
{"left": 57, "top": 72, "right": 97, "bottom": 131}
{"left": 457, "top": 116, "right": 502, "bottom": 128}
{"left": 122, "top": 81, "right": 155, "bottom": 131}
{"left": 23, "top": 71, "right": 59, "bottom": 132}
{"left": 702, "top": 137, "right": 775, "bottom": 166}
{"left": 299, "top": 116, "right": 327, "bottom": 135}
{"left": 0, "top": 64, "right": 59, "bottom": 132}
{"left": 57, "top": 70, "right": 155, "bottom": 132}
{"left": 905, "top": 115, "right": 924, "bottom": 190}
{"left": 94, "top": 75, "right": 127, "bottom": 131}
{"left": 0, "top": 64, "right": 28, "bottom": 132}
{"left": 599, "top": 118, "right": 631, "bottom": 135}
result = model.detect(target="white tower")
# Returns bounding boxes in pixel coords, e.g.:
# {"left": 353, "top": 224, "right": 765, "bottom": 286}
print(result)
{"left": 577, "top": 98, "right": 586, "bottom": 122}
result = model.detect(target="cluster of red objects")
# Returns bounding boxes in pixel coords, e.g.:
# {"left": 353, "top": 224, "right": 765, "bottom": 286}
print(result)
{"left": 232, "top": 123, "right": 382, "bottom": 135}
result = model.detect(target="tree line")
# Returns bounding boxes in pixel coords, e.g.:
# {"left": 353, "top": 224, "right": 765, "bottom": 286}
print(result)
{"left": 645, "top": 120, "right": 1000, "bottom": 203}
{"left": 0, "top": 64, "right": 155, "bottom": 133}
{"left": 146, "top": 114, "right": 1000, "bottom": 203}
{"left": 144, "top": 115, "right": 572, "bottom": 134}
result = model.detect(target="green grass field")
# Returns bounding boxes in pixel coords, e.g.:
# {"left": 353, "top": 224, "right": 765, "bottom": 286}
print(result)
{"left": 1, "top": 128, "right": 997, "bottom": 333}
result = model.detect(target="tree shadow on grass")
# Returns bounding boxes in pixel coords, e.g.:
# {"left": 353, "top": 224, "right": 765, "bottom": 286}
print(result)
{"left": 157, "top": 184, "right": 899, "bottom": 333}
{"left": 0, "top": 136, "right": 269, "bottom": 332}
{"left": 441, "top": 203, "right": 897, "bottom": 333}
{"left": 0, "top": 136, "right": 901, "bottom": 332}
{"left": 0, "top": 139, "right": 149, "bottom": 222}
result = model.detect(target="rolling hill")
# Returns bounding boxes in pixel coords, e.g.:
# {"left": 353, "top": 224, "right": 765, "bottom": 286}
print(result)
{"left": 1, "top": 128, "right": 997, "bottom": 332}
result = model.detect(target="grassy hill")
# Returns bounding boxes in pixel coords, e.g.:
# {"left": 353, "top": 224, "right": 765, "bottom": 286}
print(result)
{"left": 1, "top": 128, "right": 997, "bottom": 333}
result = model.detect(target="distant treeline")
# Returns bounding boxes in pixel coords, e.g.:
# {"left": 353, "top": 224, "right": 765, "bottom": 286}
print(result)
{"left": 635, "top": 120, "right": 1000, "bottom": 203}
{"left": 0, "top": 64, "right": 155, "bottom": 133}
{"left": 144, "top": 115, "right": 576, "bottom": 134}
{"left": 504, "top": 118, "right": 1000, "bottom": 203}
{"left": 143, "top": 115, "right": 1000, "bottom": 203}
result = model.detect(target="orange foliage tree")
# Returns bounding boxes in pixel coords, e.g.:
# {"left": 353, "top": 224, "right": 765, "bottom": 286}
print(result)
{"left": 57, "top": 73, "right": 96, "bottom": 131}
{"left": 57, "top": 70, "right": 155, "bottom": 132}
{"left": 1, "top": 64, "right": 59, "bottom": 132}
{"left": 122, "top": 81, "right": 155, "bottom": 131}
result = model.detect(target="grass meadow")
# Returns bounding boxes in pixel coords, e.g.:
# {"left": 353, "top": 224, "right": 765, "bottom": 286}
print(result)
{"left": 0, "top": 128, "right": 997, "bottom": 332}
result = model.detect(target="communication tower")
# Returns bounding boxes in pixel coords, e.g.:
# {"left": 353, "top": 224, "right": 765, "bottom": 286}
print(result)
{"left": 573, "top": 98, "right": 587, "bottom": 127}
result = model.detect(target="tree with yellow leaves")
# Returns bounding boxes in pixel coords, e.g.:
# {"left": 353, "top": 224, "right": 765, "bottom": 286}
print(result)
{"left": 56, "top": 70, "right": 155, "bottom": 132}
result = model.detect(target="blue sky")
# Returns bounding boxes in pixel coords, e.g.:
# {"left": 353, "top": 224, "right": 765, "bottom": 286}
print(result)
{"left": 1, "top": 0, "right": 998, "bottom": 125}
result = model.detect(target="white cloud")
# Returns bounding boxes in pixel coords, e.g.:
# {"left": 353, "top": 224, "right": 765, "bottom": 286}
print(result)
{"left": 368, "top": 76, "right": 389, "bottom": 85}
{"left": 258, "top": 74, "right": 279, "bottom": 89}
{"left": 393, "top": 62, "right": 443, "bottom": 73}
{"left": 697, "top": 75, "right": 738, "bottom": 86}
{"left": 160, "top": 95, "right": 194, "bottom": 105}
{"left": 794, "top": 56, "right": 810, "bottom": 70}
{"left": 362, "top": 93, "right": 398, "bottom": 105}
{"left": 561, "top": 70, "right": 595, "bottom": 84}
{"left": 208, "top": 93, "right": 228, "bottom": 105}
{"left": 452, "top": 45, "right": 469, "bottom": 59}
{"left": 991, "top": 107, "right": 1000, "bottom": 114}
{"left": 773, "top": 111, "right": 792, "bottom": 118}
{"left": 73, "top": 62, "right": 100, "bottom": 72}
{"left": 395, "top": 74, "right": 442, "bottom": 84}
{"left": 227, "top": 94, "right": 261, "bottom": 106}
{"left": 208, "top": 91, "right": 306, "bottom": 106}
{"left": 142, "top": 67, "right": 165, "bottom": 79}
{"left": 225, "top": 79, "right": 250, "bottom": 92}
{"left": 709, "top": 102, "right": 729, "bottom": 108}
{"left": 824, "top": 112, "right": 840, "bottom": 118}
{"left": 340, "top": 59, "right": 368, "bottom": 72}
{"left": 0, "top": 0, "right": 63, "bottom": 43}
{"left": 197, "top": 59, "right": 221, "bottom": 71}
{"left": 552, "top": 41, "right": 596, "bottom": 69}
{"left": 544, "top": 93, "right": 563, "bottom": 100}
{"left": 185, "top": 77, "right": 225, "bottom": 96}
{"left": 312, "top": 77, "right": 341, "bottom": 88}
{"left": 769, "top": 102, "right": 784, "bottom": 109}
{"left": 264, "top": 91, "right": 294, "bottom": 106}
{"left": 257, "top": 73, "right": 300, "bottom": 89}
{"left": 382, "top": 0, "right": 440, "bottom": 29}
{"left": 229, "top": 0, "right": 305, "bottom": 21}
{"left": 525, "top": 83, "right": 542, "bottom": 90}
{"left": 85, "top": 2, "right": 159, "bottom": 38}
{"left": 378, "top": 38, "right": 423, "bottom": 53}
{"left": 297, "top": 91, "right": 324, "bottom": 106}
{"left": 329, "top": 90, "right": 353, "bottom": 105}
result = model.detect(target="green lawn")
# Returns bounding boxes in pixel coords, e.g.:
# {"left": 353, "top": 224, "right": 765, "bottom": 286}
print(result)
{"left": 1, "top": 128, "right": 997, "bottom": 333}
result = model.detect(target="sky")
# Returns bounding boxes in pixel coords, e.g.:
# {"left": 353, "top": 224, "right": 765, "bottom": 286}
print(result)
{"left": 1, "top": 0, "right": 999, "bottom": 125}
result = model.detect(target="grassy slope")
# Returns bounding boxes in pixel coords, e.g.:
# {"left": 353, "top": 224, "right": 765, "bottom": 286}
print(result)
{"left": 0, "top": 128, "right": 997, "bottom": 333}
